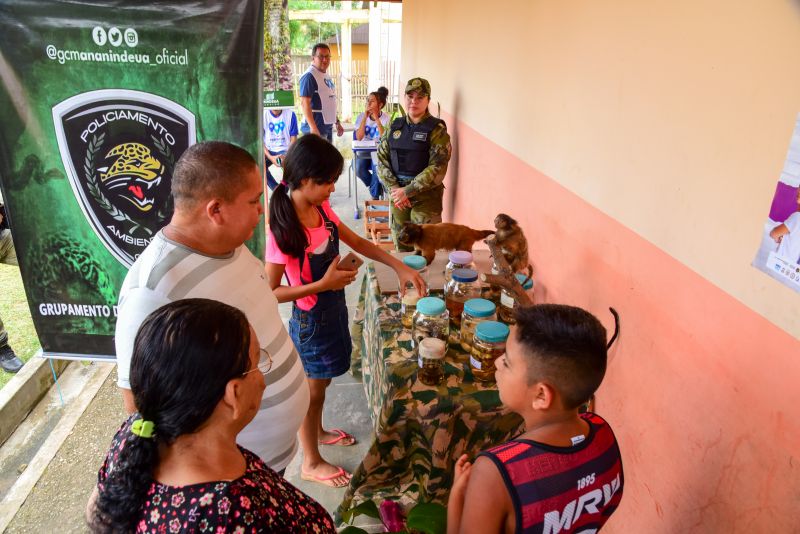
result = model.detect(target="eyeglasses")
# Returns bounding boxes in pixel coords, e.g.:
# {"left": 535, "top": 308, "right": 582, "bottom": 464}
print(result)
{"left": 242, "top": 348, "right": 273, "bottom": 377}
{"left": 315, "top": 54, "right": 331, "bottom": 60}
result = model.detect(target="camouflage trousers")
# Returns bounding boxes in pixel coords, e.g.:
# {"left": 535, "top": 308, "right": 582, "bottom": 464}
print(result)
{"left": 0, "top": 230, "right": 18, "bottom": 348}
{"left": 389, "top": 185, "right": 444, "bottom": 251}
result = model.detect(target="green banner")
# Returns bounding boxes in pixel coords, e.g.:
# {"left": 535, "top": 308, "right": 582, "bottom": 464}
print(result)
{"left": 263, "top": 90, "right": 295, "bottom": 109}
{"left": 0, "top": 1, "right": 264, "bottom": 360}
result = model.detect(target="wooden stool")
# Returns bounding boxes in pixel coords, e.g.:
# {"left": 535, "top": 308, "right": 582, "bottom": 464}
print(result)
{"left": 363, "top": 200, "right": 394, "bottom": 250}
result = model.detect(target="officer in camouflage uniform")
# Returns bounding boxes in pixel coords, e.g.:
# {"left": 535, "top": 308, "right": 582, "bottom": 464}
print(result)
{"left": 377, "top": 77, "right": 451, "bottom": 251}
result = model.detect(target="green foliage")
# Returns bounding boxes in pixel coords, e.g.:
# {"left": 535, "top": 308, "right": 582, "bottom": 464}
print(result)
{"left": 341, "top": 499, "right": 380, "bottom": 524}
{"left": 406, "top": 503, "right": 447, "bottom": 534}
{"left": 288, "top": 0, "right": 341, "bottom": 55}
{"left": 342, "top": 499, "right": 447, "bottom": 534}
{"left": 289, "top": 20, "right": 339, "bottom": 55}
{"left": 0, "top": 265, "right": 39, "bottom": 389}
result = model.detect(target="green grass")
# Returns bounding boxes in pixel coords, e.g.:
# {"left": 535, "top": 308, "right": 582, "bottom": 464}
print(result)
{"left": 0, "top": 264, "right": 40, "bottom": 389}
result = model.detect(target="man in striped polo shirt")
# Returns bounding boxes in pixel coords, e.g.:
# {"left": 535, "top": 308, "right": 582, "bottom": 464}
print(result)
{"left": 449, "top": 305, "right": 624, "bottom": 533}
{"left": 115, "top": 141, "right": 309, "bottom": 473}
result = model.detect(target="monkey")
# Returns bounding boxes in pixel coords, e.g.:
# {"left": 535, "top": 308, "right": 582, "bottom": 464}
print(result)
{"left": 493, "top": 213, "right": 530, "bottom": 275}
{"left": 396, "top": 222, "right": 494, "bottom": 265}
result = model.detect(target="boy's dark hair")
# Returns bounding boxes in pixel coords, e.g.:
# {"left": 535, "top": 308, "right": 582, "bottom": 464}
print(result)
{"left": 268, "top": 134, "right": 343, "bottom": 259}
{"left": 513, "top": 304, "right": 608, "bottom": 410}
{"left": 172, "top": 141, "right": 257, "bottom": 209}
{"left": 312, "top": 43, "right": 330, "bottom": 57}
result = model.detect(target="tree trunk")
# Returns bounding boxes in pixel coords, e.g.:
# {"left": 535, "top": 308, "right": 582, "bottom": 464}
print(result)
{"left": 264, "top": 0, "right": 293, "bottom": 91}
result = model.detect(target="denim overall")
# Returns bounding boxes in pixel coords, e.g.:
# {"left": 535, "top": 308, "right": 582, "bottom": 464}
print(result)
{"left": 288, "top": 206, "right": 352, "bottom": 379}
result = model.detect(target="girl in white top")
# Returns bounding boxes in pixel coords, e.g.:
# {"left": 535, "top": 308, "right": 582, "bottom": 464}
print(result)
{"left": 354, "top": 87, "right": 390, "bottom": 199}
{"left": 355, "top": 87, "right": 390, "bottom": 142}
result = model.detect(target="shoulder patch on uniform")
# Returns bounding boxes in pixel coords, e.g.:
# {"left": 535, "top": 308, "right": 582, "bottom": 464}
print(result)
{"left": 392, "top": 130, "right": 402, "bottom": 139}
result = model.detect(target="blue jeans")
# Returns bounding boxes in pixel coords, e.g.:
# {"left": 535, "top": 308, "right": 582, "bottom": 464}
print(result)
{"left": 355, "top": 157, "right": 383, "bottom": 199}
{"left": 288, "top": 299, "right": 351, "bottom": 379}
{"left": 300, "top": 116, "right": 333, "bottom": 142}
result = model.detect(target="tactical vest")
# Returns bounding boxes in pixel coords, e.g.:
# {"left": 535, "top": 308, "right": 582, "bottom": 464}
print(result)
{"left": 388, "top": 115, "right": 442, "bottom": 177}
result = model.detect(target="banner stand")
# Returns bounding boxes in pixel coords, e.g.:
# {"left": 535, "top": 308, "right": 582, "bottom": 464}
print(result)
{"left": 47, "top": 357, "right": 65, "bottom": 406}
{"left": 0, "top": 2, "right": 264, "bottom": 361}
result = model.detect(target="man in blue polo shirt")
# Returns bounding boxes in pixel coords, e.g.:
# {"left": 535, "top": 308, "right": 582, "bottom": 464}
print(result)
{"left": 298, "top": 43, "right": 344, "bottom": 142}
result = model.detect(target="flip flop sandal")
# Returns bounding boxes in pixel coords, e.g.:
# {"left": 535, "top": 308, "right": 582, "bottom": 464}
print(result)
{"left": 300, "top": 467, "right": 351, "bottom": 488}
{"left": 319, "top": 428, "right": 356, "bottom": 446}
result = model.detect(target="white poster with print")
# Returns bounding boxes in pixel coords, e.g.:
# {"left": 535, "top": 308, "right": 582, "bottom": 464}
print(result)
{"left": 752, "top": 113, "right": 800, "bottom": 293}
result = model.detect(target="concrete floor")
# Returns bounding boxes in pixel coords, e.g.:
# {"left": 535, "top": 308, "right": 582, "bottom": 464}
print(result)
{"left": 0, "top": 157, "right": 382, "bottom": 532}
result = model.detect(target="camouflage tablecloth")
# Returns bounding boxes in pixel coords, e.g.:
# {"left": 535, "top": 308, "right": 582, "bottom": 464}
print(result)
{"left": 339, "top": 264, "right": 524, "bottom": 516}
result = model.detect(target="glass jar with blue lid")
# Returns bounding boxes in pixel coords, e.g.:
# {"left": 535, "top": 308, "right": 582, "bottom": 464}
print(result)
{"left": 444, "top": 268, "right": 482, "bottom": 334}
{"left": 400, "top": 255, "right": 429, "bottom": 329}
{"left": 470, "top": 321, "right": 510, "bottom": 383}
{"left": 459, "top": 298, "right": 497, "bottom": 352}
{"left": 412, "top": 296, "right": 449, "bottom": 354}
{"left": 499, "top": 273, "right": 534, "bottom": 324}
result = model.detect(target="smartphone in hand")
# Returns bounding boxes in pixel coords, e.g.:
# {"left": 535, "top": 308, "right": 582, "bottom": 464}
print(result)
{"left": 337, "top": 252, "right": 364, "bottom": 271}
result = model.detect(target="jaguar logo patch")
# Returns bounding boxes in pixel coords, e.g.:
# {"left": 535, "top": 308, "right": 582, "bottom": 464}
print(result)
{"left": 393, "top": 130, "right": 402, "bottom": 139}
{"left": 53, "top": 90, "right": 195, "bottom": 266}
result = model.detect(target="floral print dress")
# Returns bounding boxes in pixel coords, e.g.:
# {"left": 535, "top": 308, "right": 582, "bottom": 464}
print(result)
{"left": 97, "top": 418, "right": 336, "bottom": 533}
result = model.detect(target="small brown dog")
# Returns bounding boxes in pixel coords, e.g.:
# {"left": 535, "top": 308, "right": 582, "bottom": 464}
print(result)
{"left": 397, "top": 222, "right": 494, "bottom": 264}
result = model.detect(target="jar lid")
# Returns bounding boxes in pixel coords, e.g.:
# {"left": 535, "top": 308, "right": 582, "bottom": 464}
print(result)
{"left": 448, "top": 250, "right": 473, "bottom": 265}
{"left": 418, "top": 337, "right": 446, "bottom": 359}
{"left": 416, "top": 296, "right": 446, "bottom": 315}
{"left": 475, "top": 321, "right": 510, "bottom": 342}
{"left": 464, "top": 298, "right": 496, "bottom": 318}
{"left": 403, "top": 255, "right": 427, "bottom": 270}
{"left": 515, "top": 273, "right": 534, "bottom": 290}
{"left": 452, "top": 268, "right": 478, "bottom": 282}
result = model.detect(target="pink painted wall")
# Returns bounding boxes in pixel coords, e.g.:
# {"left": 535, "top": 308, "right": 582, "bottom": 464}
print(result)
{"left": 400, "top": 0, "right": 800, "bottom": 336}
{"left": 443, "top": 112, "right": 800, "bottom": 531}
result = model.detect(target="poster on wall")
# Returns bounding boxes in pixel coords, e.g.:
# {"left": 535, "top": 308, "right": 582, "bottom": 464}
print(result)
{"left": 0, "top": 0, "right": 264, "bottom": 360}
{"left": 752, "top": 113, "right": 800, "bottom": 293}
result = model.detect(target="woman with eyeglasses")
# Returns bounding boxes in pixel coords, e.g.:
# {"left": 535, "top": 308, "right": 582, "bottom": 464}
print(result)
{"left": 265, "top": 134, "right": 426, "bottom": 487}
{"left": 87, "top": 299, "right": 335, "bottom": 533}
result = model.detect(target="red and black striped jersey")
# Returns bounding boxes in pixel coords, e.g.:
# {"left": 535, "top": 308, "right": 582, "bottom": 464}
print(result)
{"left": 480, "top": 412, "right": 624, "bottom": 534}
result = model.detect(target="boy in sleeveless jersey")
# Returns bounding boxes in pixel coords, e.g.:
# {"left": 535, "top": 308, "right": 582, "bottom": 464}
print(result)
{"left": 448, "top": 305, "right": 624, "bottom": 534}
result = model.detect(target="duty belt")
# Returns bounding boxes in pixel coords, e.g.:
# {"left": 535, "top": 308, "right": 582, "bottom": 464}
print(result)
{"left": 396, "top": 174, "right": 415, "bottom": 186}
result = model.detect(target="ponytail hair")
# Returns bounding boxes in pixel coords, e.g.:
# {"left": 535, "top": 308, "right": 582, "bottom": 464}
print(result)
{"left": 268, "top": 134, "right": 344, "bottom": 259}
{"left": 90, "top": 299, "right": 251, "bottom": 532}
{"left": 371, "top": 86, "right": 389, "bottom": 108}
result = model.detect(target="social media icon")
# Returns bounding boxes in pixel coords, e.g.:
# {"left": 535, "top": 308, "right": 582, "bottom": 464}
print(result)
{"left": 92, "top": 26, "right": 107, "bottom": 46}
{"left": 108, "top": 27, "right": 123, "bottom": 47}
{"left": 124, "top": 28, "right": 138, "bottom": 47}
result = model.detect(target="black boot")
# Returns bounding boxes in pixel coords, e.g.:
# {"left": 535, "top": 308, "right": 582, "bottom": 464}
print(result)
{"left": 0, "top": 345, "right": 23, "bottom": 373}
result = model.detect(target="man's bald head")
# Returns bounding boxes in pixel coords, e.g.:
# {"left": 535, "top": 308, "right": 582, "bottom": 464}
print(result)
{"left": 171, "top": 141, "right": 258, "bottom": 211}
